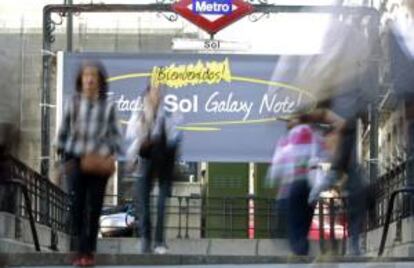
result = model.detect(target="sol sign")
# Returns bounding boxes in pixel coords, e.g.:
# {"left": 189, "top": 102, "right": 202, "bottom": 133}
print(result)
{"left": 172, "top": 0, "right": 254, "bottom": 35}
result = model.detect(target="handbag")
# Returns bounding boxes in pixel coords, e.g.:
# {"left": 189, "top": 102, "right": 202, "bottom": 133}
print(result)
{"left": 138, "top": 134, "right": 154, "bottom": 159}
{"left": 138, "top": 116, "right": 168, "bottom": 159}
{"left": 80, "top": 153, "right": 115, "bottom": 177}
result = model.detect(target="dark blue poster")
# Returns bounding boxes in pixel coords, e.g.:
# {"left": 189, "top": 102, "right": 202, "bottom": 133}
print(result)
{"left": 59, "top": 52, "right": 317, "bottom": 162}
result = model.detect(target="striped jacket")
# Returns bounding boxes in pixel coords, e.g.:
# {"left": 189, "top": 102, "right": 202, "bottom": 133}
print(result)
{"left": 268, "top": 124, "right": 329, "bottom": 200}
{"left": 57, "top": 95, "right": 123, "bottom": 157}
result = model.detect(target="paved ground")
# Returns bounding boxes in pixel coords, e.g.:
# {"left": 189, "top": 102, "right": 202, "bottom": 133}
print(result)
{"left": 8, "top": 264, "right": 414, "bottom": 268}
{"left": 3, "top": 254, "right": 414, "bottom": 268}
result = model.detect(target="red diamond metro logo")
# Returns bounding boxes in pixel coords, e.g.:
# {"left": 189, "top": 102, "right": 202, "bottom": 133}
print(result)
{"left": 172, "top": 0, "right": 254, "bottom": 35}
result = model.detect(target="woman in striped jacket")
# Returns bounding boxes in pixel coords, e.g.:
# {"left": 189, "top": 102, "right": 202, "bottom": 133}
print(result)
{"left": 268, "top": 117, "right": 330, "bottom": 255}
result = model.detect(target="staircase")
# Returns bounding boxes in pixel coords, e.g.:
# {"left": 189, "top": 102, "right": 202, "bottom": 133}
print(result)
{"left": 2, "top": 253, "right": 414, "bottom": 267}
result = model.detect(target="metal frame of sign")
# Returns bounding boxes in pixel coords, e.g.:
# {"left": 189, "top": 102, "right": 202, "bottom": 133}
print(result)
{"left": 172, "top": 0, "right": 254, "bottom": 36}
{"left": 40, "top": 2, "right": 380, "bottom": 177}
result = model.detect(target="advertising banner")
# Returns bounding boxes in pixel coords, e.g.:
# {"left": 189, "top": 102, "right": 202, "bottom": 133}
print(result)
{"left": 59, "top": 52, "right": 316, "bottom": 162}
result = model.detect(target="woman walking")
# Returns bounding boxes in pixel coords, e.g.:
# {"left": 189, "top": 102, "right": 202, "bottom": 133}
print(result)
{"left": 57, "top": 61, "right": 122, "bottom": 266}
{"left": 126, "top": 82, "right": 181, "bottom": 254}
{"left": 267, "top": 117, "right": 330, "bottom": 255}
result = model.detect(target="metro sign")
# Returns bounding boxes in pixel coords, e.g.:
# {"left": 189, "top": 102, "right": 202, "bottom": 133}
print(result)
{"left": 172, "top": 0, "right": 254, "bottom": 35}
{"left": 193, "top": 0, "right": 233, "bottom": 15}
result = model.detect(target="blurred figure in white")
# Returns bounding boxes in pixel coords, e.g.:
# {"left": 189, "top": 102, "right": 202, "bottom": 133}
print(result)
{"left": 126, "top": 81, "right": 182, "bottom": 255}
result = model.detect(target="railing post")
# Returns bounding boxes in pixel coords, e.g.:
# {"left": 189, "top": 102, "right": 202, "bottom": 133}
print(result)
{"left": 378, "top": 191, "right": 397, "bottom": 256}
{"left": 378, "top": 187, "right": 414, "bottom": 256}
{"left": 50, "top": 228, "right": 58, "bottom": 251}
{"left": 177, "top": 196, "right": 182, "bottom": 239}
{"left": 34, "top": 176, "right": 39, "bottom": 223}
{"left": 342, "top": 198, "right": 347, "bottom": 256}
{"left": 318, "top": 200, "right": 325, "bottom": 254}
{"left": 230, "top": 198, "right": 234, "bottom": 238}
{"left": 1, "top": 158, "right": 74, "bottom": 251}
{"left": 7, "top": 180, "right": 41, "bottom": 252}
{"left": 201, "top": 195, "right": 205, "bottom": 238}
{"left": 23, "top": 188, "right": 41, "bottom": 251}
{"left": 267, "top": 199, "right": 272, "bottom": 238}
{"left": 223, "top": 198, "right": 228, "bottom": 238}
{"left": 185, "top": 196, "right": 190, "bottom": 239}
{"left": 329, "top": 198, "right": 336, "bottom": 253}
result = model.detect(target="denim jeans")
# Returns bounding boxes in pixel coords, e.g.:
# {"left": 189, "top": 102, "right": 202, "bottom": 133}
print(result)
{"left": 136, "top": 146, "right": 175, "bottom": 246}
{"left": 332, "top": 120, "right": 368, "bottom": 254}
{"left": 279, "top": 180, "right": 315, "bottom": 256}
{"left": 70, "top": 159, "right": 109, "bottom": 255}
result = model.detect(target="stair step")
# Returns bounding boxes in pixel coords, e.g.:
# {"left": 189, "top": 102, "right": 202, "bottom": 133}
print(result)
{"left": 2, "top": 253, "right": 414, "bottom": 267}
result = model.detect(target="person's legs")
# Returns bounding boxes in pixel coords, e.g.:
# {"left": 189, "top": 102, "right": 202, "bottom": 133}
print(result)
{"left": 345, "top": 163, "right": 367, "bottom": 255}
{"left": 138, "top": 159, "right": 154, "bottom": 253}
{"left": 154, "top": 175, "right": 172, "bottom": 247}
{"left": 84, "top": 174, "right": 109, "bottom": 255}
{"left": 276, "top": 198, "right": 288, "bottom": 239}
{"left": 62, "top": 157, "right": 77, "bottom": 244}
{"left": 298, "top": 184, "right": 315, "bottom": 255}
{"left": 154, "top": 148, "right": 175, "bottom": 247}
{"left": 287, "top": 180, "right": 312, "bottom": 255}
{"left": 303, "top": 189, "right": 316, "bottom": 248}
{"left": 329, "top": 117, "right": 369, "bottom": 255}
{"left": 69, "top": 160, "right": 88, "bottom": 254}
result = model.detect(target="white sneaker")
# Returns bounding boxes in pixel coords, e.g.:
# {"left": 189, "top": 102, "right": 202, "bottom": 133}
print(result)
{"left": 154, "top": 245, "right": 168, "bottom": 255}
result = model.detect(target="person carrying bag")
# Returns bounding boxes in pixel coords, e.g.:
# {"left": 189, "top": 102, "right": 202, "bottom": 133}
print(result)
{"left": 56, "top": 61, "right": 122, "bottom": 267}
{"left": 126, "top": 82, "right": 182, "bottom": 255}
{"left": 267, "top": 117, "right": 330, "bottom": 256}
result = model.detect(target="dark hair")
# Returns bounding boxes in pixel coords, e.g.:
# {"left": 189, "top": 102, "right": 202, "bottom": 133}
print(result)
{"left": 75, "top": 60, "right": 108, "bottom": 100}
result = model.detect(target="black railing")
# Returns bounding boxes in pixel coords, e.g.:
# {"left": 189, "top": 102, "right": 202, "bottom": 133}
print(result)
{"left": 10, "top": 157, "right": 72, "bottom": 233}
{"left": 0, "top": 156, "right": 72, "bottom": 250}
{"left": 378, "top": 187, "right": 414, "bottom": 256}
{"left": 0, "top": 179, "right": 40, "bottom": 251}
{"left": 100, "top": 194, "right": 347, "bottom": 253}
{"left": 367, "top": 160, "right": 413, "bottom": 232}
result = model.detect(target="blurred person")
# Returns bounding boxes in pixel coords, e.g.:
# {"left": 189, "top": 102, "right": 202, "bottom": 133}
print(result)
{"left": 267, "top": 116, "right": 330, "bottom": 256}
{"left": 0, "top": 41, "right": 19, "bottom": 214}
{"left": 126, "top": 82, "right": 182, "bottom": 254}
{"left": 269, "top": 12, "right": 373, "bottom": 104}
{"left": 268, "top": 8, "right": 376, "bottom": 255}
{"left": 301, "top": 105, "right": 369, "bottom": 256}
{"left": 56, "top": 61, "right": 122, "bottom": 266}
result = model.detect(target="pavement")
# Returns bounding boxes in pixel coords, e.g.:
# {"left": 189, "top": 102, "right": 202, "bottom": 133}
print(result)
{"left": 5, "top": 264, "right": 414, "bottom": 268}
{"left": 2, "top": 254, "right": 414, "bottom": 267}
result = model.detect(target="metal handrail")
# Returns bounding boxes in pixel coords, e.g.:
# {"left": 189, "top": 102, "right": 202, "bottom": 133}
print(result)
{"left": 0, "top": 179, "right": 41, "bottom": 252}
{"left": 101, "top": 194, "right": 347, "bottom": 245}
{"left": 378, "top": 187, "right": 414, "bottom": 257}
